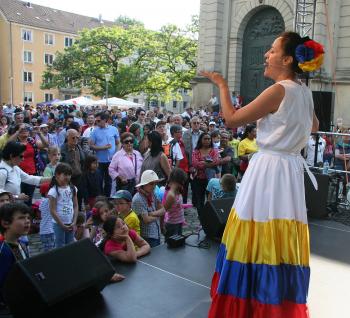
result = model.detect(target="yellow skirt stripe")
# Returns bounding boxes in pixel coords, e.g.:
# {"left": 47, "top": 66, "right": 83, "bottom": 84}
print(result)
{"left": 222, "top": 209, "right": 310, "bottom": 266}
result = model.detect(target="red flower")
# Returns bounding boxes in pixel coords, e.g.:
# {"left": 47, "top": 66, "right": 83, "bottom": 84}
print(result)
{"left": 304, "top": 40, "right": 324, "bottom": 58}
{"left": 92, "top": 208, "right": 98, "bottom": 216}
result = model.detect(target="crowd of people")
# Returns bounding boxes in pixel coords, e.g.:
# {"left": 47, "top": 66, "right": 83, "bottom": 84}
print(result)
{"left": 0, "top": 95, "right": 349, "bottom": 312}
{"left": 0, "top": 102, "right": 256, "bottom": 306}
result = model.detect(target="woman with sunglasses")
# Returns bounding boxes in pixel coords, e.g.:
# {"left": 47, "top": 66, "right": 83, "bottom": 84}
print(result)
{"left": 0, "top": 141, "right": 51, "bottom": 201}
{"left": 109, "top": 132, "right": 143, "bottom": 196}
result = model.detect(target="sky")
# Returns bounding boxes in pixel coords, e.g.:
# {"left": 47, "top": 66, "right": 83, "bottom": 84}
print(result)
{"left": 30, "top": 0, "right": 200, "bottom": 30}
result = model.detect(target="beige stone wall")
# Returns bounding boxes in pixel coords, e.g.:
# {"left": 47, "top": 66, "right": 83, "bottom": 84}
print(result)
{"left": 195, "top": 0, "right": 350, "bottom": 125}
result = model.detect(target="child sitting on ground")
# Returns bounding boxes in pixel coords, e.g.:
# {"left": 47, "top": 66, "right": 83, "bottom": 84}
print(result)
{"left": 162, "top": 168, "right": 187, "bottom": 240}
{"left": 86, "top": 201, "right": 112, "bottom": 245}
{"left": 112, "top": 190, "right": 140, "bottom": 235}
{"left": 0, "top": 203, "right": 31, "bottom": 307}
{"left": 102, "top": 215, "right": 150, "bottom": 263}
{"left": 206, "top": 173, "right": 237, "bottom": 201}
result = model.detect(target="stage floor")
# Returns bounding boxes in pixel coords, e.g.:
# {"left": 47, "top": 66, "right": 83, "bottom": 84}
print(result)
{"left": 72, "top": 218, "right": 350, "bottom": 318}
{"left": 3, "top": 218, "right": 349, "bottom": 318}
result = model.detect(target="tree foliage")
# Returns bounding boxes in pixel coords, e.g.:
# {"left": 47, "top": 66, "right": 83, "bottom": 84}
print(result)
{"left": 42, "top": 20, "right": 198, "bottom": 100}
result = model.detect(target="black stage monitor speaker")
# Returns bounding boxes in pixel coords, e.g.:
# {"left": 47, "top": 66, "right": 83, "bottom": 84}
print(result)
{"left": 312, "top": 91, "right": 334, "bottom": 132}
{"left": 4, "top": 238, "right": 115, "bottom": 316}
{"left": 304, "top": 171, "right": 329, "bottom": 218}
{"left": 199, "top": 197, "right": 234, "bottom": 239}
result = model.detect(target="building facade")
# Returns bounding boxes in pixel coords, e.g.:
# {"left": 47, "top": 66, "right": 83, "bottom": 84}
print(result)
{"left": 194, "top": 0, "right": 350, "bottom": 127}
{"left": 0, "top": 0, "right": 114, "bottom": 105}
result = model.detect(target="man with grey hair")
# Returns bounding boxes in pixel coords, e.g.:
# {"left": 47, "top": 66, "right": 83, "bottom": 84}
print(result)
{"left": 173, "top": 114, "right": 187, "bottom": 133}
{"left": 182, "top": 116, "right": 203, "bottom": 206}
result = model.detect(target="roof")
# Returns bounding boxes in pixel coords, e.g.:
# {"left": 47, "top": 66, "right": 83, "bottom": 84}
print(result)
{"left": 0, "top": 0, "right": 115, "bottom": 34}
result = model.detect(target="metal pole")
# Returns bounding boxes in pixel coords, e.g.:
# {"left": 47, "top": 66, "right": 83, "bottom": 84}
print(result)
{"left": 106, "top": 79, "right": 108, "bottom": 109}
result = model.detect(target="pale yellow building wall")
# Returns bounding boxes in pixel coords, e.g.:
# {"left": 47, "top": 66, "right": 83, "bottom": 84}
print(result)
{"left": 0, "top": 16, "right": 11, "bottom": 104}
{"left": 9, "top": 23, "right": 79, "bottom": 105}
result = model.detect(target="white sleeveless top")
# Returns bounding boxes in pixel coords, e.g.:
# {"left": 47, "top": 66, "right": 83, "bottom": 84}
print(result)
{"left": 257, "top": 80, "right": 314, "bottom": 154}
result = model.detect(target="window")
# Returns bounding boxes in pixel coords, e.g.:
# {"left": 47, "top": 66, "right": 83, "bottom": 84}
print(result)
{"left": 44, "top": 75, "right": 52, "bottom": 85}
{"left": 64, "top": 77, "right": 73, "bottom": 87}
{"left": 183, "top": 101, "right": 188, "bottom": 108}
{"left": 183, "top": 89, "right": 188, "bottom": 95}
{"left": 44, "top": 33, "right": 54, "bottom": 45}
{"left": 133, "top": 98, "right": 139, "bottom": 103}
{"left": 161, "top": 101, "right": 165, "bottom": 107}
{"left": 23, "top": 71, "right": 33, "bottom": 83}
{"left": 45, "top": 93, "right": 53, "bottom": 102}
{"left": 150, "top": 100, "right": 158, "bottom": 107}
{"left": 64, "top": 37, "right": 74, "bottom": 47}
{"left": 64, "top": 94, "right": 73, "bottom": 100}
{"left": 173, "top": 101, "right": 177, "bottom": 108}
{"left": 22, "top": 29, "right": 32, "bottom": 41}
{"left": 23, "top": 51, "right": 33, "bottom": 63}
{"left": 44, "top": 53, "right": 54, "bottom": 65}
{"left": 24, "top": 92, "right": 33, "bottom": 103}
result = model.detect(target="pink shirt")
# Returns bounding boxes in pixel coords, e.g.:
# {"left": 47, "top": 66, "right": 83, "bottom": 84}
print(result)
{"left": 108, "top": 148, "right": 143, "bottom": 181}
{"left": 104, "top": 229, "right": 138, "bottom": 255}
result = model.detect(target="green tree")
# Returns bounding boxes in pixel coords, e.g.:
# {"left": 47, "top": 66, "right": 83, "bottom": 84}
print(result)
{"left": 42, "top": 22, "right": 197, "bottom": 100}
{"left": 114, "top": 15, "right": 144, "bottom": 28}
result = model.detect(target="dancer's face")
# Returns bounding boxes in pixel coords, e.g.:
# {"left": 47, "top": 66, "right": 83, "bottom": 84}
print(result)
{"left": 264, "top": 37, "right": 292, "bottom": 80}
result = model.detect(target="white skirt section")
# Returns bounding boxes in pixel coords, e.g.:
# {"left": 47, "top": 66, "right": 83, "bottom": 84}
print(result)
{"left": 233, "top": 150, "right": 311, "bottom": 224}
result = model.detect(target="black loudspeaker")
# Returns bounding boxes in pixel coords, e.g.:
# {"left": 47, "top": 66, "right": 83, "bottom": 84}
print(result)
{"left": 304, "top": 171, "right": 329, "bottom": 218}
{"left": 199, "top": 197, "right": 234, "bottom": 239}
{"left": 4, "top": 239, "right": 115, "bottom": 316}
{"left": 312, "top": 91, "right": 334, "bottom": 131}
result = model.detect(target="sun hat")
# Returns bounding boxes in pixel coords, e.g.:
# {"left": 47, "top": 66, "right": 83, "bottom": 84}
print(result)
{"left": 136, "top": 170, "right": 162, "bottom": 187}
{"left": 39, "top": 124, "right": 49, "bottom": 128}
{"left": 111, "top": 190, "right": 132, "bottom": 202}
{"left": 209, "top": 121, "right": 216, "bottom": 126}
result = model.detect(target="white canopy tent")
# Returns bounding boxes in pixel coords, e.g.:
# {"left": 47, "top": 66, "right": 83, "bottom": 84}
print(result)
{"left": 94, "top": 97, "right": 143, "bottom": 109}
{"left": 53, "top": 96, "right": 95, "bottom": 108}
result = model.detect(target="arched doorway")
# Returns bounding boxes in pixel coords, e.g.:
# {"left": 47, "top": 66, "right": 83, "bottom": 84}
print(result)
{"left": 240, "top": 8, "right": 285, "bottom": 105}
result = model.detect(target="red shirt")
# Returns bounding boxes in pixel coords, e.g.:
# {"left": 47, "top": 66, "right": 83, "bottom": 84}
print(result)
{"left": 104, "top": 229, "right": 138, "bottom": 255}
{"left": 19, "top": 142, "right": 36, "bottom": 175}
{"left": 192, "top": 148, "right": 220, "bottom": 179}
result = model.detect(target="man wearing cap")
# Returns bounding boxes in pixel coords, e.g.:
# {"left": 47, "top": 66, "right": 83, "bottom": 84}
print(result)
{"left": 131, "top": 170, "right": 166, "bottom": 248}
{"left": 208, "top": 121, "right": 217, "bottom": 134}
{"left": 112, "top": 190, "right": 140, "bottom": 235}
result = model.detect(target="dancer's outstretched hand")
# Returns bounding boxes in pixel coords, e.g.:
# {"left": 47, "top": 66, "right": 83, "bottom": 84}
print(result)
{"left": 200, "top": 71, "right": 227, "bottom": 88}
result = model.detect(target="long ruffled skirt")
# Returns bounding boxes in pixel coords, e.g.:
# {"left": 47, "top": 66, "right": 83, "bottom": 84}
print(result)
{"left": 209, "top": 152, "right": 310, "bottom": 318}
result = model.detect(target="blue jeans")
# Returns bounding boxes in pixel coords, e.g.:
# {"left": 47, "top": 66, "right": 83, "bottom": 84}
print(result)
{"left": 98, "top": 162, "right": 112, "bottom": 197}
{"left": 40, "top": 233, "right": 55, "bottom": 252}
{"left": 52, "top": 223, "right": 74, "bottom": 248}
{"left": 145, "top": 237, "right": 161, "bottom": 248}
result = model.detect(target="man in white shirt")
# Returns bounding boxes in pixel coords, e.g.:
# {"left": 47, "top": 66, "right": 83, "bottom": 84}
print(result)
{"left": 173, "top": 114, "right": 187, "bottom": 133}
{"left": 168, "top": 125, "right": 184, "bottom": 168}
{"left": 305, "top": 135, "right": 326, "bottom": 166}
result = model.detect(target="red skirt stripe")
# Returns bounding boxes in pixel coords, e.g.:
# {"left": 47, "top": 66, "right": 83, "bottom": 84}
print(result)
{"left": 209, "top": 272, "right": 310, "bottom": 318}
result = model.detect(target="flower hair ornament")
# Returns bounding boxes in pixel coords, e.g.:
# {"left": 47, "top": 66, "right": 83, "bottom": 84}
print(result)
{"left": 92, "top": 207, "right": 98, "bottom": 216}
{"left": 295, "top": 37, "right": 324, "bottom": 72}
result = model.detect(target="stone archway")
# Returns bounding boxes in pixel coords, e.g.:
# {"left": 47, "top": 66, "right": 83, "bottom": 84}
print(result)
{"left": 240, "top": 7, "right": 284, "bottom": 105}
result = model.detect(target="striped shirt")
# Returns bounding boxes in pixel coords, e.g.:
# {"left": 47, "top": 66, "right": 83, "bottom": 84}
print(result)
{"left": 131, "top": 192, "right": 160, "bottom": 240}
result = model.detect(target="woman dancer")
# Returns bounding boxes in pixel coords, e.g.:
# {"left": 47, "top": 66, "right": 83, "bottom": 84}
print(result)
{"left": 202, "top": 31, "right": 324, "bottom": 317}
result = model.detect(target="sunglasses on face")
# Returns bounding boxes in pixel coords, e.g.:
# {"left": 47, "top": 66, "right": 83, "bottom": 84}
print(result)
{"left": 123, "top": 139, "right": 133, "bottom": 144}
